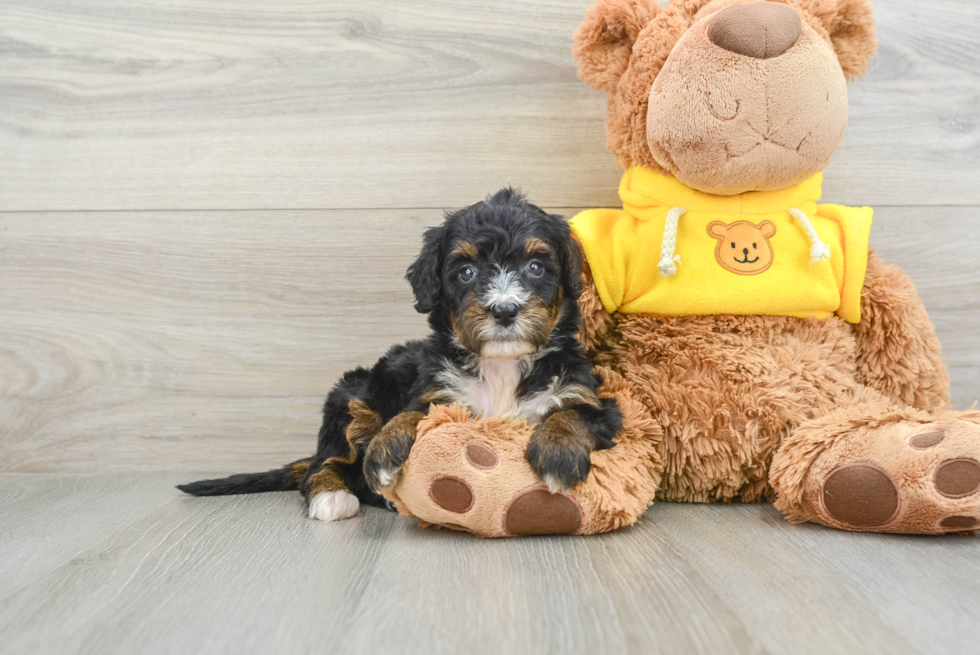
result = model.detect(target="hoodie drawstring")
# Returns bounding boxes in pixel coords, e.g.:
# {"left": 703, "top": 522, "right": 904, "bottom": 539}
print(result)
{"left": 658, "top": 207, "right": 687, "bottom": 277}
{"left": 788, "top": 208, "right": 831, "bottom": 264}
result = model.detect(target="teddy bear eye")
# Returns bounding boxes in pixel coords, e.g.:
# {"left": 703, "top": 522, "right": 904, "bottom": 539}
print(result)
{"left": 753, "top": 243, "right": 757, "bottom": 249}
{"left": 731, "top": 242, "right": 736, "bottom": 249}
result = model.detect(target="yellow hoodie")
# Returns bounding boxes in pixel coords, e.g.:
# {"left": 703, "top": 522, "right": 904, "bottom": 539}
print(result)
{"left": 569, "top": 167, "right": 873, "bottom": 323}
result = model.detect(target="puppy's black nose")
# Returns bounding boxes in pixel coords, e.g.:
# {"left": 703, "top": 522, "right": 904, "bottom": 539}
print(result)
{"left": 492, "top": 303, "right": 519, "bottom": 327}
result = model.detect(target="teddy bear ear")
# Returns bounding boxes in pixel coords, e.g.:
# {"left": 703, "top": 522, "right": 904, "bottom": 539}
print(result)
{"left": 573, "top": 0, "right": 661, "bottom": 93}
{"left": 707, "top": 221, "right": 728, "bottom": 240}
{"left": 800, "top": 0, "right": 878, "bottom": 80}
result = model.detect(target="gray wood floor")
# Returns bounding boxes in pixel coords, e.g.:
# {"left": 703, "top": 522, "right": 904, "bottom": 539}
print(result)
{"left": 2, "top": 0, "right": 979, "bottom": 653}
{"left": 1, "top": 472, "right": 978, "bottom": 655}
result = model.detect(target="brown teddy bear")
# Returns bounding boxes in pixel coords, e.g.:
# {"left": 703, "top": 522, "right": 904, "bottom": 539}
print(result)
{"left": 383, "top": 0, "right": 980, "bottom": 536}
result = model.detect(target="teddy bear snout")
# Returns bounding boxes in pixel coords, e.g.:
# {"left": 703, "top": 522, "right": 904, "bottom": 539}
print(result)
{"left": 708, "top": 2, "right": 802, "bottom": 60}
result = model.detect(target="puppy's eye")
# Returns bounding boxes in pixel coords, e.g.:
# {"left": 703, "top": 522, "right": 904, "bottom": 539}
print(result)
{"left": 459, "top": 265, "right": 476, "bottom": 283}
{"left": 527, "top": 260, "right": 544, "bottom": 277}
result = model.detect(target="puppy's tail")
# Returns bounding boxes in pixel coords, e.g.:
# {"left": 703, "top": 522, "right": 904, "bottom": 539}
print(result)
{"left": 177, "top": 458, "right": 310, "bottom": 496}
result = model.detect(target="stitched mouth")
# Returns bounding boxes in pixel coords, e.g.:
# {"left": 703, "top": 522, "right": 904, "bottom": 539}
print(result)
{"left": 734, "top": 255, "right": 760, "bottom": 264}
{"left": 721, "top": 129, "right": 816, "bottom": 163}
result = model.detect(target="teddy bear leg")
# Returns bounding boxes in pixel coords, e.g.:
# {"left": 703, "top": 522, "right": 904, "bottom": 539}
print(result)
{"left": 770, "top": 392, "right": 980, "bottom": 534}
{"left": 382, "top": 368, "right": 663, "bottom": 537}
{"left": 382, "top": 405, "right": 589, "bottom": 538}
{"left": 854, "top": 252, "right": 950, "bottom": 410}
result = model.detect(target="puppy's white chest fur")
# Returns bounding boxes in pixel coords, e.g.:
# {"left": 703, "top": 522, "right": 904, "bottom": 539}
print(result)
{"left": 463, "top": 358, "right": 523, "bottom": 418}
{"left": 437, "top": 357, "right": 556, "bottom": 421}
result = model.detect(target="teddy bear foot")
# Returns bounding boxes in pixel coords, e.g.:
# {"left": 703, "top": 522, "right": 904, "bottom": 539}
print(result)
{"left": 772, "top": 402, "right": 980, "bottom": 534}
{"left": 380, "top": 367, "right": 664, "bottom": 537}
{"left": 427, "top": 474, "right": 586, "bottom": 537}
{"left": 381, "top": 404, "right": 586, "bottom": 537}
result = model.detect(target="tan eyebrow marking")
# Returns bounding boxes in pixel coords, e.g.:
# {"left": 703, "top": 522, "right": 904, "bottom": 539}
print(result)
{"left": 524, "top": 238, "right": 551, "bottom": 255}
{"left": 450, "top": 241, "right": 478, "bottom": 258}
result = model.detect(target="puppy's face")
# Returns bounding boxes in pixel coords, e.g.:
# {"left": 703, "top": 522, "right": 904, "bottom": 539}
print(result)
{"left": 447, "top": 230, "right": 559, "bottom": 359}
{"left": 407, "top": 190, "right": 582, "bottom": 359}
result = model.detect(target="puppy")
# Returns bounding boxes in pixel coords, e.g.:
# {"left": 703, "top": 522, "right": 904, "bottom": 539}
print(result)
{"left": 178, "top": 189, "right": 622, "bottom": 521}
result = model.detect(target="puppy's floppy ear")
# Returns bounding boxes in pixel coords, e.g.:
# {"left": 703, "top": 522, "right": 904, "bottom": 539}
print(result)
{"left": 573, "top": 0, "right": 660, "bottom": 93}
{"left": 800, "top": 0, "right": 877, "bottom": 80}
{"left": 406, "top": 223, "right": 446, "bottom": 314}
{"left": 553, "top": 215, "right": 585, "bottom": 300}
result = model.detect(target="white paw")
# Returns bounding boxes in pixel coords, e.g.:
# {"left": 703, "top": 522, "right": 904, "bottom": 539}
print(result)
{"left": 308, "top": 490, "right": 360, "bottom": 521}
{"left": 543, "top": 475, "right": 563, "bottom": 495}
{"left": 376, "top": 467, "right": 400, "bottom": 489}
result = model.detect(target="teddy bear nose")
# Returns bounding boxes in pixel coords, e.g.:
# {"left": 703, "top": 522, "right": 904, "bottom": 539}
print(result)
{"left": 707, "top": 2, "right": 802, "bottom": 60}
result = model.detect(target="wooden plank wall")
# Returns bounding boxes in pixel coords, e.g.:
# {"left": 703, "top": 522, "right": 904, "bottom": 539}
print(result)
{"left": 2, "top": 0, "right": 978, "bottom": 472}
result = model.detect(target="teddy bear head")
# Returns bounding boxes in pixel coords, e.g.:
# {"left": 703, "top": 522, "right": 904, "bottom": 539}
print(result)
{"left": 574, "top": 0, "right": 877, "bottom": 195}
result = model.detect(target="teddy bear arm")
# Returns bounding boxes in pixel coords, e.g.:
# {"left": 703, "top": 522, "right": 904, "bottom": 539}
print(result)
{"left": 575, "top": 260, "right": 616, "bottom": 352}
{"left": 853, "top": 251, "right": 951, "bottom": 410}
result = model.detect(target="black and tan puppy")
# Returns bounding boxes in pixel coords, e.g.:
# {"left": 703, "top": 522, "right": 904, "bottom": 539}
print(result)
{"left": 179, "top": 189, "right": 621, "bottom": 521}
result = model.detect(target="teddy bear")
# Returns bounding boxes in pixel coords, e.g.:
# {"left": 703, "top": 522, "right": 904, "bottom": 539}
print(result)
{"left": 381, "top": 0, "right": 980, "bottom": 537}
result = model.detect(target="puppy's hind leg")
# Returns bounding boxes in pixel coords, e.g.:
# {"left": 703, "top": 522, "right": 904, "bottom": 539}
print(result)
{"left": 306, "top": 461, "right": 361, "bottom": 521}
{"left": 305, "top": 399, "right": 383, "bottom": 521}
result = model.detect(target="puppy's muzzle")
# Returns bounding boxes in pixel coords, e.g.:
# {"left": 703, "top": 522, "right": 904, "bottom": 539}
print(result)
{"left": 491, "top": 303, "right": 520, "bottom": 328}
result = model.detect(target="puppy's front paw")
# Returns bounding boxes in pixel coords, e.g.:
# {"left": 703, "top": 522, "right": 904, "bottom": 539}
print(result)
{"left": 364, "top": 411, "right": 425, "bottom": 493}
{"left": 364, "top": 444, "right": 410, "bottom": 493}
{"left": 525, "top": 410, "right": 594, "bottom": 493}
{"left": 308, "top": 490, "right": 360, "bottom": 521}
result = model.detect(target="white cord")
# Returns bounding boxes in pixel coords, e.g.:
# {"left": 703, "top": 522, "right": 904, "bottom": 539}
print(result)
{"left": 658, "top": 207, "right": 687, "bottom": 276}
{"left": 788, "top": 207, "right": 831, "bottom": 264}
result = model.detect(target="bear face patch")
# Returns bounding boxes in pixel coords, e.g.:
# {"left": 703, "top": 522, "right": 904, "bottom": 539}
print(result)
{"left": 707, "top": 220, "right": 777, "bottom": 275}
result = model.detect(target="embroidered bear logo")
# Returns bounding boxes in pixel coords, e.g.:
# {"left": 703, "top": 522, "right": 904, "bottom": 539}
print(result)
{"left": 707, "top": 220, "right": 777, "bottom": 276}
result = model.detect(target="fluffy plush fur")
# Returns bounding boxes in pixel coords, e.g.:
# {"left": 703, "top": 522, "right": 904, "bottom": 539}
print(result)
{"left": 178, "top": 190, "right": 622, "bottom": 518}
{"left": 574, "top": 0, "right": 877, "bottom": 189}
{"left": 579, "top": 252, "right": 953, "bottom": 506}
{"left": 384, "top": 0, "right": 980, "bottom": 537}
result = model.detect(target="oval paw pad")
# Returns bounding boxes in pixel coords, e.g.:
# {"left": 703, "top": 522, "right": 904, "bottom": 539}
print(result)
{"left": 465, "top": 443, "right": 498, "bottom": 469}
{"left": 934, "top": 459, "right": 980, "bottom": 499}
{"left": 909, "top": 430, "right": 945, "bottom": 449}
{"left": 429, "top": 476, "right": 474, "bottom": 513}
{"left": 822, "top": 463, "right": 899, "bottom": 528}
{"left": 940, "top": 516, "right": 978, "bottom": 530}
{"left": 503, "top": 488, "right": 583, "bottom": 536}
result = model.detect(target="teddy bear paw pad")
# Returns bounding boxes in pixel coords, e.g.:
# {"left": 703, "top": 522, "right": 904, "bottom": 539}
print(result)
{"left": 809, "top": 418, "right": 980, "bottom": 534}
{"left": 465, "top": 442, "right": 498, "bottom": 469}
{"left": 428, "top": 476, "right": 475, "bottom": 513}
{"left": 940, "top": 516, "right": 978, "bottom": 530}
{"left": 933, "top": 458, "right": 980, "bottom": 499}
{"left": 502, "top": 488, "right": 583, "bottom": 536}
{"left": 822, "top": 463, "right": 899, "bottom": 528}
{"left": 909, "top": 430, "right": 945, "bottom": 449}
